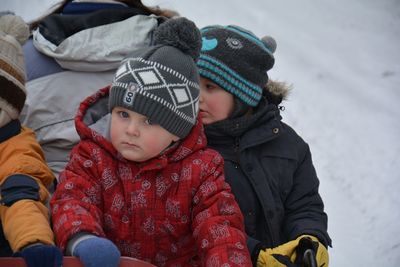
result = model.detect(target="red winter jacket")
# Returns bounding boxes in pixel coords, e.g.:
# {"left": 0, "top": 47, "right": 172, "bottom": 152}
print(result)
{"left": 50, "top": 87, "right": 251, "bottom": 266}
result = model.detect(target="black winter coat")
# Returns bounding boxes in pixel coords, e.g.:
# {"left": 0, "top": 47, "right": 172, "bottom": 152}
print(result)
{"left": 205, "top": 92, "right": 331, "bottom": 261}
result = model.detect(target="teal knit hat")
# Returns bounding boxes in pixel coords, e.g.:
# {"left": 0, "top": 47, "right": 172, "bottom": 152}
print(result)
{"left": 197, "top": 25, "right": 276, "bottom": 107}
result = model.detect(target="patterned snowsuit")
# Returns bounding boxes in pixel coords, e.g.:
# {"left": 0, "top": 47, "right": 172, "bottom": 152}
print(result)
{"left": 50, "top": 87, "right": 251, "bottom": 266}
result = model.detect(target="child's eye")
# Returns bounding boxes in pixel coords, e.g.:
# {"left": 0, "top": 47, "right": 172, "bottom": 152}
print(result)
{"left": 118, "top": 111, "right": 129, "bottom": 118}
{"left": 144, "top": 118, "right": 153, "bottom": 125}
{"left": 206, "top": 83, "right": 215, "bottom": 90}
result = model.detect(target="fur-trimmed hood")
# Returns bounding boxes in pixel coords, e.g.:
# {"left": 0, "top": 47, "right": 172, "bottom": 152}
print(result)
{"left": 264, "top": 79, "right": 292, "bottom": 105}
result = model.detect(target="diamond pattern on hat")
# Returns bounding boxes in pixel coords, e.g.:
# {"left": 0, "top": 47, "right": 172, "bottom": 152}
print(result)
{"left": 110, "top": 57, "right": 200, "bottom": 138}
{"left": 137, "top": 69, "right": 163, "bottom": 85}
{"left": 171, "top": 86, "right": 190, "bottom": 104}
{"left": 115, "top": 63, "right": 127, "bottom": 77}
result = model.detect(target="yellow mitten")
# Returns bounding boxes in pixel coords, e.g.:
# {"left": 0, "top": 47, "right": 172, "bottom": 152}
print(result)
{"left": 257, "top": 235, "right": 329, "bottom": 267}
{"left": 293, "top": 235, "right": 329, "bottom": 267}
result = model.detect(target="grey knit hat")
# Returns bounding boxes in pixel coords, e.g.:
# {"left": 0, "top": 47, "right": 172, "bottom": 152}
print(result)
{"left": 197, "top": 25, "right": 276, "bottom": 107}
{"left": 109, "top": 17, "right": 201, "bottom": 138}
{"left": 0, "top": 14, "right": 29, "bottom": 128}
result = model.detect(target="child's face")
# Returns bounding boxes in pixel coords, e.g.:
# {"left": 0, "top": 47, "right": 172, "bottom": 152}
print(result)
{"left": 199, "top": 77, "right": 235, "bottom": 125}
{"left": 110, "top": 107, "right": 179, "bottom": 162}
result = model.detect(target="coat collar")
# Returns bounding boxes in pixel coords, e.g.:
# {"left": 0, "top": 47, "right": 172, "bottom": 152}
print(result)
{"left": 76, "top": 86, "right": 207, "bottom": 168}
{"left": 0, "top": 120, "right": 21, "bottom": 143}
{"left": 205, "top": 99, "right": 282, "bottom": 149}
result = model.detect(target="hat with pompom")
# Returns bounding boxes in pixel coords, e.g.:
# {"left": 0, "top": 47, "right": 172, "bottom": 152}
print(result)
{"left": 0, "top": 13, "right": 29, "bottom": 128}
{"left": 197, "top": 25, "right": 276, "bottom": 107}
{"left": 109, "top": 17, "right": 201, "bottom": 138}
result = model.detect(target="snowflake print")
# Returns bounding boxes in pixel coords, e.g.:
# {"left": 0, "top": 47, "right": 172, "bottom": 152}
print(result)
{"left": 53, "top": 213, "right": 67, "bottom": 231}
{"left": 199, "top": 181, "right": 217, "bottom": 197}
{"left": 206, "top": 255, "right": 221, "bottom": 267}
{"left": 90, "top": 147, "right": 102, "bottom": 164}
{"left": 171, "top": 243, "right": 178, "bottom": 253}
{"left": 63, "top": 203, "right": 72, "bottom": 211}
{"left": 142, "top": 180, "right": 151, "bottom": 190}
{"left": 170, "top": 173, "right": 180, "bottom": 182}
{"left": 131, "top": 189, "right": 147, "bottom": 208}
{"left": 219, "top": 201, "right": 236, "bottom": 215}
{"left": 210, "top": 224, "right": 231, "bottom": 240}
{"left": 64, "top": 181, "right": 74, "bottom": 190}
{"left": 104, "top": 213, "right": 115, "bottom": 230}
{"left": 156, "top": 177, "right": 169, "bottom": 197}
{"left": 83, "top": 159, "right": 93, "bottom": 168}
{"left": 155, "top": 252, "right": 167, "bottom": 267}
{"left": 174, "top": 146, "right": 192, "bottom": 160}
{"left": 235, "top": 242, "right": 245, "bottom": 250}
{"left": 162, "top": 219, "right": 175, "bottom": 234}
{"left": 122, "top": 215, "right": 130, "bottom": 224}
{"left": 229, "top": 251, "right": 247, "bottom": 265}
{"left": 166, "top": 198, "right": 181, "bottom": 218}
{"left": 181, "top": 215, "right": 188, "bottom": 223}
{"left": 86, "top": 184, "right": 101, "bottom": 204}
{"left": 212, "top": 155, "right": 222, "bottom": 165}
{"left": 193, "top": 158, "right": 202, "bottom": 165}
{"left": 71, "top": 220, "right": 81, "bottom": 227}
{"left": 101, "top": 168, "right": 117, "bottom": 190}
{"left": 118, "top": 165, "right": 132, "bottom": 181}
{"left": 201, "top": 239, "right": 209, "bottom": 248}
{"left": 181, "top": 166, "right": 192, "bottom": 181}
{"left": 142, "top": 216, "right": 155, "bottom": 235}
{"left": 118, "top": 241, "right": 141, "bottom": 258}
{"left": 111, "top": 194, "right": 124, "bottom": 211}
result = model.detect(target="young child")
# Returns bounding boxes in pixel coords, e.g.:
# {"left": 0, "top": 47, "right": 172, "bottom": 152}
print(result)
{"left": 21, "top": 0, "right": 178, "bottom": 179}
{"left": 0, "top": 14, "right": 62, "bottom": 267}
{"left": 197, "top": 25, "right": 332, "bottom": 266}
{"left": 50, "top": 18, "right": 251, "bottom": 267}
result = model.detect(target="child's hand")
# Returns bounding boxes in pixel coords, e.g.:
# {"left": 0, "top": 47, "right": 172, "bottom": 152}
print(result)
{"left": 257, "top": 235, "right": 328, "bottom": 267}
{"left": 73, "top": 236, "right": 120, "bottom": 267}
{"left": 18, "top": 243, "right": 62, "bottom": 267}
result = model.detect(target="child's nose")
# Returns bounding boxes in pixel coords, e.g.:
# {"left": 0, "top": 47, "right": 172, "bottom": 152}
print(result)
{"left": 199, "top": 92, "right": 204, "bottom": 103}
{"left": 126, "top": 121, "right": 140, "bottom": 136}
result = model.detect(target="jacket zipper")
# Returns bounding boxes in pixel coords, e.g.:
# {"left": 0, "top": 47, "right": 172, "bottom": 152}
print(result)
{"left": 233, "top": 137, "right": 240, "bottom": 164}
{"left": 234, "top": 136, "right": 276, "bottom": 246}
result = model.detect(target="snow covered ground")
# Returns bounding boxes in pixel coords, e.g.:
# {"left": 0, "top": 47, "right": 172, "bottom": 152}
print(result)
{"left": 3, "top": 0, "right": 400, "bottom": 265}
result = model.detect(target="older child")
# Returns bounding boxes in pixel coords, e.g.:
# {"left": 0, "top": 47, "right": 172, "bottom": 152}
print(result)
{"left": 197, "top": 25, "right": 332, "bottom": 266}
{"left": 0, "top": 14, "right": 62, "bottom": 267}
{"left": 50, "top": 18, "right": 251, "bottom": 267}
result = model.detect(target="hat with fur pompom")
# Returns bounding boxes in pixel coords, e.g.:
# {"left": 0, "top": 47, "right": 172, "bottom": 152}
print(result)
{"left": 0, "top": 13, "right": 29, "bottom": 128}
{"left": 109, "top": 17, "right": 201, "bottom": 138}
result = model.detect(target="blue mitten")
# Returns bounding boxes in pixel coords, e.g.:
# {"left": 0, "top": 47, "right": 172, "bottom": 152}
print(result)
{"left": 73, "top": 236, "right": 120, "bottom": 267}
{"left": 17, "top": 244, "right": 63, "bottom": 267}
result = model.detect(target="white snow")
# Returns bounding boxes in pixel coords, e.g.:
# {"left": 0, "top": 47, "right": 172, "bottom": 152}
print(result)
{"left": 3, "top": 0, "right": 400, "bottom": 265}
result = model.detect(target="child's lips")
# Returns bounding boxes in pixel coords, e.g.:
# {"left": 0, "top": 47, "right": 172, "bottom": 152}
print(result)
{"left": 199, "top": 110, "right": 208, "bottom": 118}
{"left": 123, "top": 142, "right": 139, "bottom": 148}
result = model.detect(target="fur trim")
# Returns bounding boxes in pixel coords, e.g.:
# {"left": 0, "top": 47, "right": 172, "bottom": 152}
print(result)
{"left": 266, "top": 79, "right": 292, "bottom": 100}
